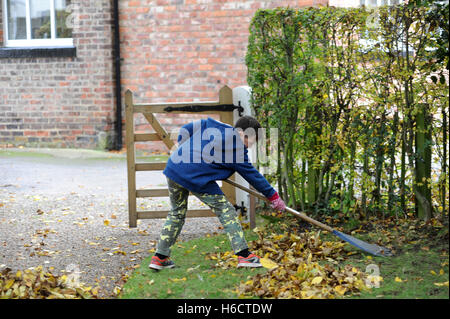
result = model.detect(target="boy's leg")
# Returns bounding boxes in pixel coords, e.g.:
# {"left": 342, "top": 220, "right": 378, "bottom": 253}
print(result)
{"left": 155, "top": 178, "right": 189, "bottom": 257}
{"left": 192, "top": 192, "right": 248, "bottom": 255}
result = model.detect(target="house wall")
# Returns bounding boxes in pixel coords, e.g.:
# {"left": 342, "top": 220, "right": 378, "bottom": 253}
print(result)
{"left": 0, "top": 0, "right": 116, "bottom": 149}
{"left": 0, "top": 0, "right": 327, "bottom": 151}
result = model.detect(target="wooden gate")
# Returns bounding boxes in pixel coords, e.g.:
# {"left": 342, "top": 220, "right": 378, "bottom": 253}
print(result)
{"left": 125, "top": 86, "right": 240, "bottom": 228}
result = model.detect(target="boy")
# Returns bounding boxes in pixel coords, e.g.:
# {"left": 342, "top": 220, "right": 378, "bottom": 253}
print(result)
{"left": 149, "top": 116, "right": 286, "bottom": 270}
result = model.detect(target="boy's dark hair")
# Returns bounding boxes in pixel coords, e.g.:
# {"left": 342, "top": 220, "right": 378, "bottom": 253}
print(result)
{"left": 234, "top": 115, "right": 261, "bottom": 141}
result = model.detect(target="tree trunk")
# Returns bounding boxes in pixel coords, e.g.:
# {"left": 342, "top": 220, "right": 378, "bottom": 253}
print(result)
{"left": 374, "top": 111, "right": 386, "bottom": 216}
{"left": 362, "top": 144, "right": 369, "bottom": 218}
{"left": 300, "top": 159, "right": 306, "bottom": 211}
{"left": 440, "top": 105, "right": 447, "bottom": 216}
{"left": 307, "top": 159, "right": 318, "bottom": 206}
{"left": 387, "top": 110, "right": 399, "bottom": 216}
{"left": 400, "top": 124, "right": 407, "bottom": 215}
{"left": 414, "top": 104, "right": 433, "bottom": 220}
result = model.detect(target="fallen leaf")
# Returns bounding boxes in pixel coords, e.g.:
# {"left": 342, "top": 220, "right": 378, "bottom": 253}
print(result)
{"left": 311, "top": 276, "right": 323, "bottom": 285}
{"left": 395, "top": 277, "right": 403, "bottom": 282}
{"left": 433, "top": 281, "right": 449, "bottom": 287}
{"left": 334, "top": 285, "right": 347, "bottom": 295}
{"left": 260, "top": 258, "right": 278, "bottom": 270}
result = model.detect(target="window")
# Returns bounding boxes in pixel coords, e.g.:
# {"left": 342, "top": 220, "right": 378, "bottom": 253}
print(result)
{"left": 2, "top": 0, "right": 73, "bottom": 47}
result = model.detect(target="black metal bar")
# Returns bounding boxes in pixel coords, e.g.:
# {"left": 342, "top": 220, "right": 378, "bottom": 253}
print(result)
{"left": 164, "top": 104, "right": 244, "bottom": 114}
{"left": 113, "top": 0, "right": 123, "bottom": 150}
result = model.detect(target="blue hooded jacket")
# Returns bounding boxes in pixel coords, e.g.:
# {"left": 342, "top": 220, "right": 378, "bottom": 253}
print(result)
{"left": 163, "top": 117, "right": 276, "bottom": 198}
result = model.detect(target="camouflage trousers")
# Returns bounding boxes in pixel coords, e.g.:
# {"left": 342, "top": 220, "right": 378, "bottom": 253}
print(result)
{"left": 156, "top": 178, "right": 248, "bottom": 257}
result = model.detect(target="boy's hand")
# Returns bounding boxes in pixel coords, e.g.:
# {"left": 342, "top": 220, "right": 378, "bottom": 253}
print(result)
{"left": 268, "top": 192, "right": 286, "bottom": 212}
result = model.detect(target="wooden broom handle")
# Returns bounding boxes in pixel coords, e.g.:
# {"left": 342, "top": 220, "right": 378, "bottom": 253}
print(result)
{"left": 223, "top": 179, "right": 334, "bottom": 233}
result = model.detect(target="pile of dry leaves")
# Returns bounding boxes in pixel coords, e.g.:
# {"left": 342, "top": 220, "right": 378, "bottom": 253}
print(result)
{"left": 0, "top": 266, "right": 97, "bottom": 299}
{"left": 209, "top": 228, "right": 370, "bottom": 299}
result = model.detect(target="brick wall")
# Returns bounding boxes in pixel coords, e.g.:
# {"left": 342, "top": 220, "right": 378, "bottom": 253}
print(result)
{"left": 0, "top": 0, "right": 116, "bottom": 149}
{"left": 121, "top": 0, "right": 327, "bottom": 152}
{"left": 120, "top": 0, "right": 325, "bottom": 102}
{"left": 0, "top": 0, "right": 327, "bottom": 151}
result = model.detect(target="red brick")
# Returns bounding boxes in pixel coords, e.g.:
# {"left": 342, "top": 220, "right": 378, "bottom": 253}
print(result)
{"left": 36, "top": 131, "right": 49, "bottom": 137}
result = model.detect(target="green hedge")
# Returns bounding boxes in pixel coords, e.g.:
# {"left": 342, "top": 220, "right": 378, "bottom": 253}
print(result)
{"left": 246, "top": 1, "right": 449, "bottom": 220}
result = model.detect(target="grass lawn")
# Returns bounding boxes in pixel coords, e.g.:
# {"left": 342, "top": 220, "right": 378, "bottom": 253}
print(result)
{"left": 119, "top": 230, "right": 266, "bottom": 299}
{"left": 342, "top": 238, "right": 449, "bottom": 298}
{"left": 119, "top": 214, "right": 449, "bottom": 299}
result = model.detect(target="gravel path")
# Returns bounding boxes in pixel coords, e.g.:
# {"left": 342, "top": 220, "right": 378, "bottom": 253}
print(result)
{"left": 0, "top": 148, "right": 222, "bottom": 297}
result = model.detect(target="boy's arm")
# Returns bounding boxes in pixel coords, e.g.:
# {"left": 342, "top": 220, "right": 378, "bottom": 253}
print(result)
{"left": 232, "top": 149, "right": 286, "bottom": 212}
{"left": 233, "top": 150, "right": 277, "bottom": 199}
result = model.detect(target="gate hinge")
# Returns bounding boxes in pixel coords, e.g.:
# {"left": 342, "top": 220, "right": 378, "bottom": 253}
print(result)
{"left": 164, "top": 102, "right": 244, "bottom": 116}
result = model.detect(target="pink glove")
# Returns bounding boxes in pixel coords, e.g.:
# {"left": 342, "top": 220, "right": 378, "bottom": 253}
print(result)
{"left": 268, "top": 192, "right": 286, "bottom": 212}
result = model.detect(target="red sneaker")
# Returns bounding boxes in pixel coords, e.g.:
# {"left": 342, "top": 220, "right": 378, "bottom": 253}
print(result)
{"left": 149, "top": 255, "right": 176, "bottom": 270}
{"left": 237, "top": 253, "right": 262, "bottom": 268}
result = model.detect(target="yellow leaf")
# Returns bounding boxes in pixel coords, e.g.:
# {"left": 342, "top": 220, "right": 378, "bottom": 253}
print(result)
{"left": 113, "top": 287, "right": 121, "bottom": 295}
{"left": 433, "top": 281, "right": 449, "bottom": 287}
{"left": 103, "top": 220, "right": 110, "bottom": 226}
{"left": 260, "top": 258, "right": 278, "bottom": 270}
{"left": 439, "top": 269, "right": 444, "bottom": 275}
{"left": 430, "top": 270, "right": 437, "bottom": 275}
{"left": 311, "top": 276, "right": 323, "bottom": 285}
{"left": 395, "top": 277, "right": 403, "bottom": 282}
{"left": 5, "top": 279, "right": 15, "bottom": 290}
{"left": 334, "top": 285, "right": 347, "bottom": 295}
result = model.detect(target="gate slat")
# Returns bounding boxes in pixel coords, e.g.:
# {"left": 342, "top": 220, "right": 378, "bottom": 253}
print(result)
{"left": 136, "top": 189, "right": 169, "bottom": 197}
{"left": 125, "top": 90, "right": 137, "bottom": 228}
{"left": 133, "top": 102, "right": 222, "bottom": 114}
{"left": 136, "top": 188, "right": 229, "bottom": 198}
{"left": 134, "top": 133, "right": 161, "bottom": 142}
{"left": 135, "top": 162, "right": 166, "bottom": 171}
{"left": 137, "top": 209, "right": 215, "bottom": 219}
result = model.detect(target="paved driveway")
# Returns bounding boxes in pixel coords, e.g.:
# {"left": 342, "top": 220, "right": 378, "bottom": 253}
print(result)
{"left": 0, "top": 148, "right": 221, "bottom": 297}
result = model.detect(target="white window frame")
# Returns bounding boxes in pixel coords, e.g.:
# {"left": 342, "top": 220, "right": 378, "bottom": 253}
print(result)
{"left": 2, "top": 0, "right": 73, "bottom": 47}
